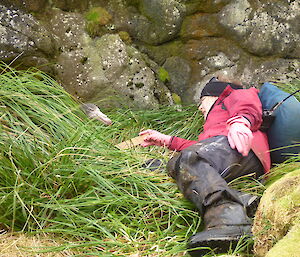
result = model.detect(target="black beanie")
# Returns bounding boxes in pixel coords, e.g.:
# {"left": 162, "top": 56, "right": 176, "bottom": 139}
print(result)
{"left": 200, "top": 80, "right": 243, "bottom": 98}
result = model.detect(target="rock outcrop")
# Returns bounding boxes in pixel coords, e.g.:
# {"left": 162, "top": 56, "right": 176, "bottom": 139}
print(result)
{"left": 49, "top": 9, "right": 172, "bottom": 108}
{"left": 0, "top": 4, "right": 55, "bottom": 73}
{"left": 0, "top": 0, "right": 299, "bottom": 107}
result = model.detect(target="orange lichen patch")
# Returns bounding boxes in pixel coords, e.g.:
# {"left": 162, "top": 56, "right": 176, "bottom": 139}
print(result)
{"left": 0, "top": 232, "right": 78, "bottom": 257}
{"left": 180, "top": 13, "right": 221, "bottom": 40}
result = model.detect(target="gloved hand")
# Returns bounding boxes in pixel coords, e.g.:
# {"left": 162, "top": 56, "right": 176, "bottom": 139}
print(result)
{"left": 139, "top": 129, "right": 172, "bottom": 147}
{"left": 227, "top": 116, "right": 253, "bottom": 156}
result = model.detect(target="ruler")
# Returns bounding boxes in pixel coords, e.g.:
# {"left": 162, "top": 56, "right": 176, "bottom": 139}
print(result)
{"left": 115, "top": 134, "right": 148, "bottom": 150}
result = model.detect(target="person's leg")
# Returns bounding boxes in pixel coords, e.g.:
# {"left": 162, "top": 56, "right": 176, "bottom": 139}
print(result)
{"left": 167, "top": 136, "right": 262, "bottom": 256}
{"left": 188, "top": 136, "right": 264, "bottom": 183}
{"left": 167, "top": 136, "right": 264, "bottom": 210}
{"left": 215, "top": 140, "right": 264, "bottom": 218}
{"left": 219, "top": 149, "right": 264, "bottom": 182}
{"left": 167, "top": 148, "right": 243, "bottom": 212}
{"left": 183, "top": 135, "right": 264, "bottom": 217}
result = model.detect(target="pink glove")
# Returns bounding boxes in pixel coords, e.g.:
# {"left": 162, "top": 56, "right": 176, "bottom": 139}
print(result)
{"left": 139, "top": 129, "right": 172, "bottom": 147}
{"left": 227, "top": 116, "right": 253, "bottom": 156}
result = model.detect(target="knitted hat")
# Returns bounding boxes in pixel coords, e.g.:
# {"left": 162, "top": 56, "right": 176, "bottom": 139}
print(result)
{"left": 201, "top": 78, "right": 243, "bottom": 98}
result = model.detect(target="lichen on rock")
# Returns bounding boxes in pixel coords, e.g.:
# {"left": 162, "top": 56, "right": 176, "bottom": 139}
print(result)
{"left": 50, "top": 9, "right": 173, "bottom": 109}
{"left": 129, "top": 0, "right": 186, "bottom": 45}
{"left": 0, "top": 0, "right": 299, "bottom": 109}
{"left": 218, "top": 0, "right": 300, "bottom": 57}
{"left": 0, "top": 4, "right": 55, "bottom": 64}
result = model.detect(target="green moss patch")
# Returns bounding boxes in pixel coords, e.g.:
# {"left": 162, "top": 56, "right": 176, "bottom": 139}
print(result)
{"left": 158, "top": 67, "right": 170, "bottom": 83}
{"left": 265, "top": 223, "right": 300, "bottom": 257}
{"left": 85, "top": 7, "right": 112, "bottom": 37}
{"left": 253, "top": 169, "right": 300, "bottom": 256}
{"left": 172, "top": 93, "right": 182, "bottom": 105}
{"left": 85, "top": 7, "right": 112, "bottom": 25}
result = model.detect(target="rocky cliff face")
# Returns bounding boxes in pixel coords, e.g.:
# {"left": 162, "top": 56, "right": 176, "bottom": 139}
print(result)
{"left": 0, "top": 0, "right": 299, "bottom": 108}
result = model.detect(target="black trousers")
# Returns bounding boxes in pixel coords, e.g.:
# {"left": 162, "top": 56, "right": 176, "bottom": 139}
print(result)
{"left": 167, "top": 136, "right": 264, "bottom": 214}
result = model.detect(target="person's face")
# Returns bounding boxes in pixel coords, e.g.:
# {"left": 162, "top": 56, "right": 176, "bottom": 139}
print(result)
{"left": 198, "top": 96, "right": 218, "bottom": 119}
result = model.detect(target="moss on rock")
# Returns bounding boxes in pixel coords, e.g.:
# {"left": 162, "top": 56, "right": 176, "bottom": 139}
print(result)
{"left": 85, "top": 7, "right": 112, "bottom": 37}
{"left": 85, "top": 7, "right": 112, "bottom": 25}
{"left": 158, "top": 67, "right": 170, "bottom": 83}
{"left": 172, "top": 93, "right": 182, "bottom": 105}
{"left": 253, "top": 168, "right": 300, "bottom": 257}
{"left": 265, "top": 223, "right": 300, "bottom": 257}
{"left": 118, "top": 31, "right": 132, "bottom": 44}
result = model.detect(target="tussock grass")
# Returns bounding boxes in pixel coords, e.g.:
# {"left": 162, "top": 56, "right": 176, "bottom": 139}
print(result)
{"left": 1, "top": 64, "right": 298, "bottom": 257}
{"left": 0, "top": 64, "right": 201, "bottom": 256}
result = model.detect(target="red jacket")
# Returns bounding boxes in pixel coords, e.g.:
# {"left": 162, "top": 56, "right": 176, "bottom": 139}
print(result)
{"left": 169, "top": 86, "right": 271, "bottom": 172}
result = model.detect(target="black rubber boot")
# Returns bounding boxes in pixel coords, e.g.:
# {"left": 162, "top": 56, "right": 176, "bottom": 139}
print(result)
{"left": 234, "top": 190, "right": 261, "bottom": 218}
{"left": 188, "top": 200, "right": 252, "bottom": 257}
{"left": 142, "top": 159, "right": 164, "bottom": 172}
{"left": 166, "top": 139, "right": 257, "bottom": 257}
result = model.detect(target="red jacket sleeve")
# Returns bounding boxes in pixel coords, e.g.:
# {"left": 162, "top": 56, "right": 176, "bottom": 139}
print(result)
{"left": 223, "top": 88, "right": 263, "bottom": 131}
{"left": 168, "top": 136, "right": 198, "bottom": 151}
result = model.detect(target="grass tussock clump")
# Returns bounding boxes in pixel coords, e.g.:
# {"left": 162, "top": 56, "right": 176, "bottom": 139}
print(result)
{"left": 0, "top": 64, "right": 203, "bottom": 256}
{"left": 1, "top": 64, "right": 298, "bottom": 257}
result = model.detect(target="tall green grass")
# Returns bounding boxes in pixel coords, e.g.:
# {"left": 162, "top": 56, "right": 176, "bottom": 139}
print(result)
{"left": 0, "top": 65, "right": 202, "bottom": 256}
{"left": 1, "top": 64, "right": 299, "bottom": 257}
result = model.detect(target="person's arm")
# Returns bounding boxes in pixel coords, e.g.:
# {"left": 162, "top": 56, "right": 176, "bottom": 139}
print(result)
{"left": 224, "top": 88, "right": 262, "bottom": 156}
{"left": 139, "top": 129, "right": 172, "bottom": 147}
{"left": 139, "top": 130, "right": 197, "bottom": 151}
{"left": 168, "top": 136, "right": 198, "bottom": 151}
{"left": 224, "top": 87, "right": 263, "bottom": 131}
{"left": 226, "top": 116, "right": 253, "bottom": 156}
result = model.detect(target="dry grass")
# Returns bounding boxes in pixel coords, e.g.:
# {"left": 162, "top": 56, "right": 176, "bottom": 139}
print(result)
{"left": 0, "top": 232, "right": 78, "bottom": 257}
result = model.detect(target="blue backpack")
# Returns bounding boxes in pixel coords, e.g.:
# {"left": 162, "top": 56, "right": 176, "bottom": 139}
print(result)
{"left": 259, "top": 82, "right": 300, "bottom": 164}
